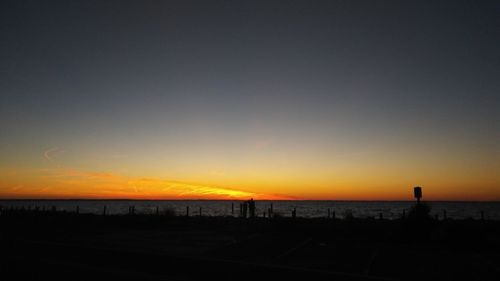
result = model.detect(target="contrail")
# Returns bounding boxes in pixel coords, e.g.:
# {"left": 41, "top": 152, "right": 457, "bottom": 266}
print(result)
{"left": 44, "top": 147, "right": 64, "bottom": 163}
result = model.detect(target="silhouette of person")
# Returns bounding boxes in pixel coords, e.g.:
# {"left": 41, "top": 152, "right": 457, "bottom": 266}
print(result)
{"left": 248, "top": 198, "right": 255, "bottom": 218}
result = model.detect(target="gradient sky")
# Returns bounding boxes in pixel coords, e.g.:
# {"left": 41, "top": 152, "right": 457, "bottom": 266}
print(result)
{"left": 1, "top": 0, "right": 499, "bottom": 200}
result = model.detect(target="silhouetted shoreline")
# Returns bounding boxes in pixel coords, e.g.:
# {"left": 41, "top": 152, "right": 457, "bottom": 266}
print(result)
{"left": 2, "top": 208, "right": 499, "bottom": 280}
{"left": 2, "top": 199, "right": 499, "bottom": 219}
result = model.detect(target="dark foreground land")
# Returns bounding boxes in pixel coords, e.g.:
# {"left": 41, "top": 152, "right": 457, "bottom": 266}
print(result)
{"left": 1, "top": 210, "right": 499, "bottom": 281}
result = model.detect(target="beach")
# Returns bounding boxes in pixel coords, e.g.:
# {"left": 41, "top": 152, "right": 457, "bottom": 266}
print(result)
{"left": 2, "top": 207, "right": 499, "bottom": 281}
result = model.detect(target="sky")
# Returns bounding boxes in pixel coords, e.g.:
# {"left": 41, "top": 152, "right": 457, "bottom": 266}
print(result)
{"left": 1, "top": 0, "right": 499, "bottom": 200}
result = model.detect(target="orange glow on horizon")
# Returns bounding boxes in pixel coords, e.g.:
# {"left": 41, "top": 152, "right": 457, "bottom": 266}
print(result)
{"left": 1, "top": 167, "right": 498, "bottom": 201}
{"left": 0, "top": 168, "right": 295, "bottom": 200}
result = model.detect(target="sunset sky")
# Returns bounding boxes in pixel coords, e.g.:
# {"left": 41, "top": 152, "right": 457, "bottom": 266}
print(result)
{"left": 1, "top": 0, "right": 499, "bottom": 200}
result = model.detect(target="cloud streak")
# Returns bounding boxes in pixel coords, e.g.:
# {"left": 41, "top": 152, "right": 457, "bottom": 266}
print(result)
{"left": 43, "top": 147, "right": 65, "bottom": 163}
{"left": 31, "top": 168, "right": 291, "bottom": 200}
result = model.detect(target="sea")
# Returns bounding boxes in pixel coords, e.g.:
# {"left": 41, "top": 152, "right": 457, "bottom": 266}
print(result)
{"left": 1, "top": 200, "right": 500, "bottom": 220}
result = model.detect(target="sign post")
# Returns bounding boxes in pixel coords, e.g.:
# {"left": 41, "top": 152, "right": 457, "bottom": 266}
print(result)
{"left": 414, "top": 186, "right": 422, "bottom": 205}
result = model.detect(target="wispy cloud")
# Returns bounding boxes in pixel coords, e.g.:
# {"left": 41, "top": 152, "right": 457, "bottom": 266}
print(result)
{"left": 33, "top": 168, "right": 291, "bottom": 200}
{"left": 127, "top": 178, "right": 259, "bottom": 199}
{"left": 43, "top": 147, "right": 65, "bottom": 163}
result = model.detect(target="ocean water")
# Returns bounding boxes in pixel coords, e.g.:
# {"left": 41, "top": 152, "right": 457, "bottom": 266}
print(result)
{"left": 1, "top": 200, "right": 499, "bottom": 220}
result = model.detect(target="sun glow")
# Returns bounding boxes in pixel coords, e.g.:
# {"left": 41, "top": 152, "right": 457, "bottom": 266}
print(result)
{"left": 0, "top": 167, "right": 293, "bottom": 200}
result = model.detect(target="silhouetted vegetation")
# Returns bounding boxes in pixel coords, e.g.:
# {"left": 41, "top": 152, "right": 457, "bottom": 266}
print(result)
{"left": 408, "top": 202, "right": 432, "bottom": 221}
{"left": 342, "top": 209, "right": 355, "bottom": 220}
{"left": 161, "top": 207, "right": 176, "bottom": 217}
{"left": 271, "top": 210, "right": 284, "bottom": 219}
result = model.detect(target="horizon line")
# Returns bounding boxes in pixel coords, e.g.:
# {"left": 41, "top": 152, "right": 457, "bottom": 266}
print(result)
{"left": 1, "top": 198, "right": 499, "bottom": 202}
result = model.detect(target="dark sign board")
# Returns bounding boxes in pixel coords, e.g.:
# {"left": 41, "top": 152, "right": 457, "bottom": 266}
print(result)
{"left": 414, "top": 186, "right": 422, "bottom": 199}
